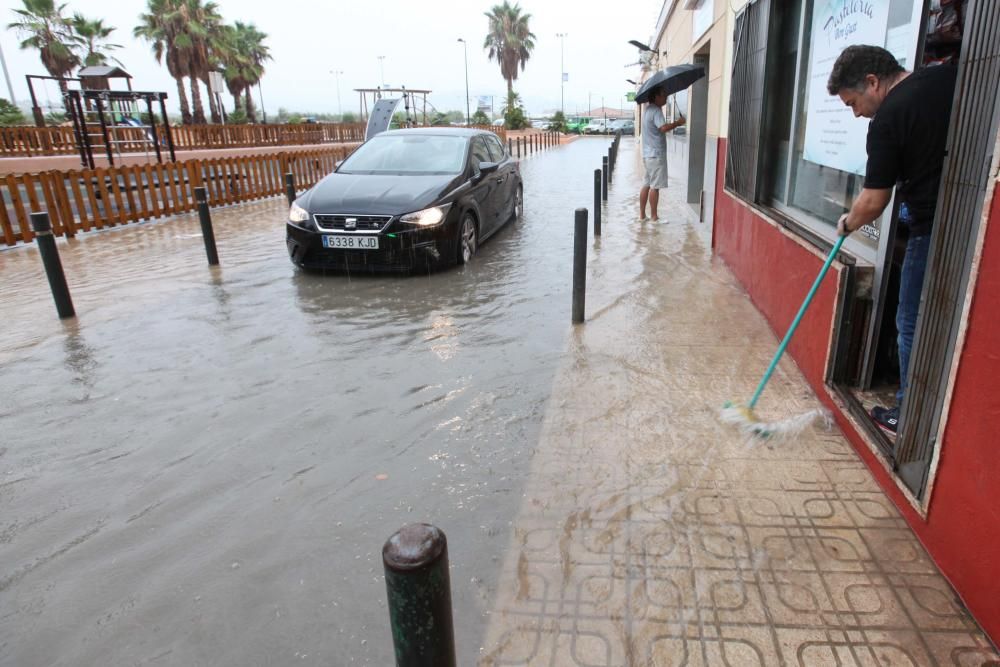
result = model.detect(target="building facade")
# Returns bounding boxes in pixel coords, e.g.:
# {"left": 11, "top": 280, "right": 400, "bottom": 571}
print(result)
{"left": 645, "top": 0, "right": 1000, "bottom": 645}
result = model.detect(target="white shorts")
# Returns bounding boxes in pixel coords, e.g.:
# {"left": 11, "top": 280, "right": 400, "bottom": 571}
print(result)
{"left": 642, "top": 157, "right": 669, "bottom": 189}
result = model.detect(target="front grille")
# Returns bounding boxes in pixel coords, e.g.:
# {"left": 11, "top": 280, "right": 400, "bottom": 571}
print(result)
{"left": 313, "top": 213, "right": 392, "bottom": 232}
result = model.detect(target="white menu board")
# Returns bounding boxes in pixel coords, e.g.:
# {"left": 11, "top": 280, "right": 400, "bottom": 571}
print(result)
{"left": 802, "top": 0, "right": 891, "bottom": 175}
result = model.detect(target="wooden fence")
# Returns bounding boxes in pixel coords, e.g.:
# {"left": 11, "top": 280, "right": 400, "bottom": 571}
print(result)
{"left": 0, "top": 144, "right": 359, "bottom": 247}
{"left": 0, "top": 122, "right": 507, "bottom": 158}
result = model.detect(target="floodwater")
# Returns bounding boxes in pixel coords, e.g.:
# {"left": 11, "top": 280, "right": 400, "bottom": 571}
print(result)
{"left": 0, "top": 138, "right": 621, "bottom": 665}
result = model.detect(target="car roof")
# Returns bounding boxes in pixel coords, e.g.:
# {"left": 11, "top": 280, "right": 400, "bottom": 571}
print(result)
{"left": 379, "top": 127, "right": 490, "bottom": 138}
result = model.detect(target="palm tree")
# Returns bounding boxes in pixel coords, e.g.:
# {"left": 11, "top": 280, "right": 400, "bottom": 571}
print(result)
{"left": 7, "top": 0, "right": 79, "bottom": 94}
{"left": 178, "top": 0, "right": 223, "bottom": 125}
{"left": 219, "top": 21, "right": 269, "bottom": 123}
{"left": 201, "top": 20, "right": 234, "bottom": 123}
{"left": 483, "top": 1, "right": 535, "bottom": 100}
{"left": 70, "top": 14, "right": 122, "bottom": 67}
{"left": 135, "top": 0, "right": 193, "bottom": 124}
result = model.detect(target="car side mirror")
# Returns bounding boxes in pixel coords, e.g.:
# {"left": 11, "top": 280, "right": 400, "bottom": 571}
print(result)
{"left": 478, "top": 161, "right": 500, "bottom": 175}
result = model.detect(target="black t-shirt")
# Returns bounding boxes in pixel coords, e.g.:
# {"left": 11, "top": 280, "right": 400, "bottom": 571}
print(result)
{"left": 864, "top": 64, "right": 958, "bottom": 236}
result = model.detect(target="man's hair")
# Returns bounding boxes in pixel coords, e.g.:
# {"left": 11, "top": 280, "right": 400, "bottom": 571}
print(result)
{"left": 827, "top": 45, "right": 904, "bottom": 95}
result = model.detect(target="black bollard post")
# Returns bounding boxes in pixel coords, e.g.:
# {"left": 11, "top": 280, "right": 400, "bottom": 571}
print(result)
{"left": 508, "top": 138, "right": 512, "bottom": 155}
{"left": 194, "top": 187, "right": 220, "bottom": 266}
{"left": 29, "top": 212, "right": 75, "bottom": 319}
{"left": 383, "top": 524, "right": 457, "bottom": 667}
{"left": 284, "top": 172, "right": 296, "bottom": 206}
{"left": 593, "top": 169, "right": 602, "bottom": 237}
{"left": 516, "top": 137, "right": 521, "bottom": 159}
{"left": 602, "top": 157, "right": 608, "bottom": 201}
{"left": 572, "top": 208, "right": 587, "bottom": 324}
{"left": 608, "top": 147, "right": 614, "bottom": 184}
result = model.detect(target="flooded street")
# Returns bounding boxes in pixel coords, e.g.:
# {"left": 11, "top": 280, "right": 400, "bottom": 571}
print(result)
{"left": 0, "top": 138, "right": 620, "bottom": 665}
{"left": 4, "top": 135, "right": 995, "bottom": 667}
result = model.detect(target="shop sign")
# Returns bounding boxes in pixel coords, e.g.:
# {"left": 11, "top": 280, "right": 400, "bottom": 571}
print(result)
{"left": 803, "top": 0, "right": 890, "bottom": 175}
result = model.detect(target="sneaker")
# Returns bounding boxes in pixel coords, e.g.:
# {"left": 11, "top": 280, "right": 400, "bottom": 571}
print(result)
{"left": 870, "top": 405, "right": 899, "bottom": 435}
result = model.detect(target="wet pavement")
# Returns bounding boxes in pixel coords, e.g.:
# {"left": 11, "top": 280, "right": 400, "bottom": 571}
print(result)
{"left": 1, "top": 136, "right": 997, "bottom": 666}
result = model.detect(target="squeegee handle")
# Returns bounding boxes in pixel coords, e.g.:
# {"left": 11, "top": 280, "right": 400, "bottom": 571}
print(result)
{"left": 748, "top": 234, "right": 846, "bottom": 409}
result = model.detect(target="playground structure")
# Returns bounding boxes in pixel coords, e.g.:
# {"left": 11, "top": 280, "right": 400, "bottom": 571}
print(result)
{"left": 355, "top": 87, "right": 432, "bottom": 140}
{"left": 26, "top": 66, "right": 176, "bottom": 170}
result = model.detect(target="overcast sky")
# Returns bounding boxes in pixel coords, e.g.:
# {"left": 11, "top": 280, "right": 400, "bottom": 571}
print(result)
{"left": 0, "top": 0, "right": 660, "bottom": 118}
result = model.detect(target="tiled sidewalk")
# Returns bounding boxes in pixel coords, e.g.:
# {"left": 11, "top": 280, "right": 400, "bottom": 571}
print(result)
{"left": 478, "top": 141, "right": 998, "bottom": 666}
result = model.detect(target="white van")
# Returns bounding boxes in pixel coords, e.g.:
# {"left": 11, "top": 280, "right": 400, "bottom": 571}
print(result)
{"left": 583, "top": 119, "right": 608, "bottom": 134}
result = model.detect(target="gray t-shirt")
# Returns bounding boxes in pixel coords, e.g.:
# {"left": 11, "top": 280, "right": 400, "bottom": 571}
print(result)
{"left": 642, "top": 105, "right": 666, "bottom": 158}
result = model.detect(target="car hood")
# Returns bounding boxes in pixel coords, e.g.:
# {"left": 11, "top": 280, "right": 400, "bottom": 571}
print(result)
{"left": 302, "top": 172, "right": 463, "bottom": 215}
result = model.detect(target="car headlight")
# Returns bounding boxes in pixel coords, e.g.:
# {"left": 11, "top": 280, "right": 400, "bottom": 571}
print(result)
{"left": 289, "top": 202, "right": 310, "bottom": 223}
{"left": 400, "top": 203, "right": 452, "bottom": 227}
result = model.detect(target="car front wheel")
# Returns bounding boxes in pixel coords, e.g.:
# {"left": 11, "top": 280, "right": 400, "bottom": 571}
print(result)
{"left": 513, "top": 185, "right": 523, "bottom": 221}
{"left": 457, "top": 213, "right": 477, "bottom": 264}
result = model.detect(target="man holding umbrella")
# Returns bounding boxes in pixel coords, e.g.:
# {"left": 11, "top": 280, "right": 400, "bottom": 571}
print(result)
{"left": 640, "top": 87, "right": 686, "bottom": 221}
{"left": 633, "top": 64, "right": 703, "bottom": 221}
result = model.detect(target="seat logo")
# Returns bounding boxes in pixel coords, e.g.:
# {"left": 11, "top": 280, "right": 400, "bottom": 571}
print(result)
{"left": 345, "top": 217, "right": 357, "bottom": 230}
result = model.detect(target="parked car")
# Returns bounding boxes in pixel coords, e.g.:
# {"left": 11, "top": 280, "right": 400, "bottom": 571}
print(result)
{"left": 565, "top": 117, "right": 590, "bottom": 134}
{"left": 607, "top": 119, "right": 635, "bottom": 135}
{"left": 584, "top": 119, "right": 609, "bottom": 134}
{"left": 286, "top": 128, "right": 523, "bottom": 272}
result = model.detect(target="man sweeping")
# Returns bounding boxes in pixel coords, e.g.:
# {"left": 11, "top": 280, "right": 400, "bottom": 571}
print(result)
{"left": 828, "top": 45, "right": 957, "bottom": 436}
{"left": 639, "top": 87, "right": 686, "bottom": 221}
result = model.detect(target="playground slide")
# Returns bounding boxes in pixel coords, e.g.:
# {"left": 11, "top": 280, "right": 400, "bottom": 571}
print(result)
{"left": 119, "top": 116, "right": 158, "bottom": 145}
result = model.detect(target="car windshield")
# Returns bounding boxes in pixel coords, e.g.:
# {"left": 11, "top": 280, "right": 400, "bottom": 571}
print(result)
{"left": 337, "top": 134, "right": 468, "bottom": 175}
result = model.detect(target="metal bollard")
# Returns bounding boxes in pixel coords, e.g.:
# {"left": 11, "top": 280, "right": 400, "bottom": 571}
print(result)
{"left": 508, "top": 138, "right": 512, "bottom": 155}
{"left": 29, "top": 211, "right": 75, "bottom": 319}
{"left": 593, "top": 169, "right": 602, "bottom": 236}
{"left": 602, "top": 157, "right": 608, "bottom": 201}
{"left": 383, "top": 524, "right": 457, "bottom": 667}
{"left": 608, "top": 147, "right": 614, "bottom": 184}
{"left": 516, "top": 137, "right": 521, "bottom": 159}
{"left": 284, "top": 172, "right": 296, "bottom": 206}
{"left": 194, "top": 187, "right": 220, "bottom": 266}
{"left": 572, "top": 208, "right": 587, "bottom": 324}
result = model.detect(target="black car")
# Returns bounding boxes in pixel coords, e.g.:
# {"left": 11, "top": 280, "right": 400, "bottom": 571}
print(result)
{"left": 286, "top": 128, "right": 523, "bottom": 272}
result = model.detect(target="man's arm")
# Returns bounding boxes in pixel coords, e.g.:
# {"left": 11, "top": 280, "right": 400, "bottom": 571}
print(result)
{"left": 837, "top": 187, "right": 892, "bottom": 236}
{"left": 658, "top": 116, "right": 685, "bottom": 134}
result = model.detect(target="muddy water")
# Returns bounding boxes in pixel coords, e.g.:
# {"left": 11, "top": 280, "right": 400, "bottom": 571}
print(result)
{"left": 0, "top": 138, "right": 623, "bottom": 665}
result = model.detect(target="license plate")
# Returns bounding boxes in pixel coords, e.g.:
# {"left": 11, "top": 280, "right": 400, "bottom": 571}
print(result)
{"left": 322, "top": 235, "right": 379, "bottom": 250}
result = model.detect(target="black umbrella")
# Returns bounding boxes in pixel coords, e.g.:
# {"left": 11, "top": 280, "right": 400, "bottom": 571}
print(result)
{"left": 634, "top": 64, "right": 706, "bottom": 104}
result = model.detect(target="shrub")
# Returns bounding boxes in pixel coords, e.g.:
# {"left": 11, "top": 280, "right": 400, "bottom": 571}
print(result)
{"left": 0, "top": 98, "right": 25, "bottom": 126}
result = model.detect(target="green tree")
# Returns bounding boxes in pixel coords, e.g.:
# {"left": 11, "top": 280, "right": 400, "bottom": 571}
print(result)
{"left": 483, "top": 1, "right": 535, "bottom": 99}
{"left": 548, "top": 110, "right": 568, "bottom": 133}
{"left": 135, "top": 0, "right": 225, "bottom": 125}
{"left": 218, "top": 21, "right": 269, "bottom": 123}
{"left": 471, "top": 109, "right": 489, "bottom": 125}
{"left": 226, "top": 107, "right": 247, "bottom": 124}
{"left": 70, "top": 14, "right": 122, "bottom": 66}
{"left": 8, "top": 0, "right": 79, "bottom": 95}
{"left": 502, "top": 90, "right": 527, "bottom": 130}
{"left": 0, "top": 98, "right": 26, "bottom": 126}
{"left": 178, "top": 0, "right": 223, "bottom": 125}
{"left": 340, "top": 111, "right": 356, "bottom": 123}
{"left": 135, "top": 0, "right": 194, "bottom": 124}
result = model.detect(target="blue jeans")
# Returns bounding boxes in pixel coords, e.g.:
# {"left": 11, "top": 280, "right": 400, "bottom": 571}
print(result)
{"left": 896, "top": 234, "right": 931, "bottom": 405}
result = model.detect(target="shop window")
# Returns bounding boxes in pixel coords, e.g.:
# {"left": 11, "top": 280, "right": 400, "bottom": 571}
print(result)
{"left": 761, "top": 0, "right": 924, "bottom": 259}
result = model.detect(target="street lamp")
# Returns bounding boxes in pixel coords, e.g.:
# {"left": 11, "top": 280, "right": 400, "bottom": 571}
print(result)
{"left": 0, "top": 41, "right": 16, "bottom": 106}
{"left": 258, "top": 80, "right": 267, "bottom": 124}
{"left": 457, "top": 38, "right": 470, "bottom": 125}
{"left": 377, "top": 55, "right": 386, "bottom": 89}
{"left": 330, "top": 70, "right": 344, "bottom": 118}
{"left": 556, "top": 32, "right": 567, "bottom": 115}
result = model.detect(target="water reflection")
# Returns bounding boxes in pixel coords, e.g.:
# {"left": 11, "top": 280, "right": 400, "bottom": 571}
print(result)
{"left": 60, "top": 319, "right": 98, "bottom": 393}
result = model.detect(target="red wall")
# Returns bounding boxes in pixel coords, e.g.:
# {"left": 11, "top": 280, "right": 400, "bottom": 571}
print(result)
{"left": 713, "top": 137, "right": 1000, "bottom": 642}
